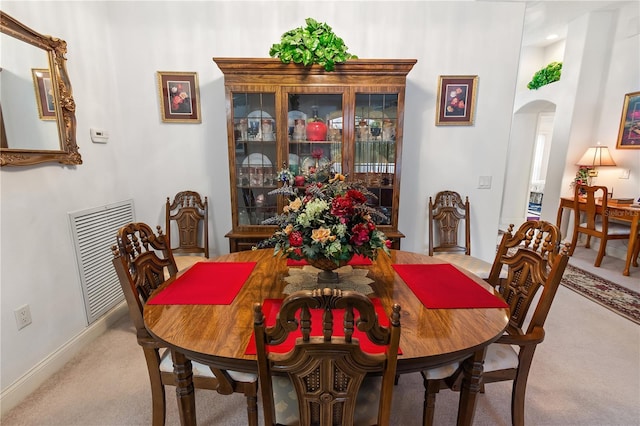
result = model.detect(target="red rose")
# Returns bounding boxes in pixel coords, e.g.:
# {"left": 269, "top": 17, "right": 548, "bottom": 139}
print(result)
{"left": 289, "top": 231, "right": 303, "bottom": 247}
{"left": 331, "top": 195, "right": 354, "bottom": 217}
{"left": 350, "top": 223, "right": 370, "bottom": 246}
{"left": 385, "top": 239, "right": 392, "bottom": 248}
{"left": 347, "top": 189, "right": 367, "bottom": 204}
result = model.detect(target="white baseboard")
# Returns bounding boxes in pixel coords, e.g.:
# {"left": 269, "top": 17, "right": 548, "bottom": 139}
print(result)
{"left": 0, "top": 302, "right": 128, "bottom": 416}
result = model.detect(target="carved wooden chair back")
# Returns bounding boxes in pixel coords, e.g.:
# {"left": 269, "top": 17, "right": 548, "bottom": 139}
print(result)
{"left": 112, "top": 222, "right": 257, "bottom": 426}
{"left": 165, "top": 190, "right": 209, "bottom": 258}
{"left": 254, "top": 288, "right": 401, "bottom": 426}
{"left": 483, "top": 220, "right": 570, "bottom": 425}
{"left": 428, "top": 190, "right": 470, "bottom": 255}
{"left": 488, "top": 220, "right": 568, "bottom": 334}
{"left": 422, "top": 220, "right": 570, "bottom": 426}
{"left": 568, "top": 184, "right": 632, "bottom": 267}
{"left": 426, "top": 190, "right": 499, "bottom": 279}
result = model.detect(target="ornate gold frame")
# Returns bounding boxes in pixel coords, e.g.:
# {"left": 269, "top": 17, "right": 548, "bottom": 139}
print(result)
{"left": 0, "top": 11, "right": 81, "bottom": 166}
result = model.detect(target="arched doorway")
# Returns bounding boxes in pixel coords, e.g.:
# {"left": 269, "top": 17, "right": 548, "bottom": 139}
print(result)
{"left": 500, "top": 100, "right": 556, "bottom": 230}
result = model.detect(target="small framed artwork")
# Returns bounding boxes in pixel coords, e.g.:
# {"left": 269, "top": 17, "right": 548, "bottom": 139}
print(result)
{"left": 616, "top": 91, "right": 640, "bottom": 149}
{"left": 435, "top": 75, "right": 478, "bottom": 126}
{"left": 31, "top": 68, "right": 56, "bottom": 120}
{"left": 156, "top": 71, "right": 201, "bottom": 123}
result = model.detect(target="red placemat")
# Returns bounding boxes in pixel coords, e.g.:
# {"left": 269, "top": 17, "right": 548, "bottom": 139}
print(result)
{"left": 147, "top": 262, "right": 256, "bottom": 305}
{"left": 245, "top": 298, "right": 400, "bottom": 355}
{"left": 392, "top": 263, "right": 508, "bottom": 309}
{"left": 286, "top": 254, "right": 372, "bottom": 266}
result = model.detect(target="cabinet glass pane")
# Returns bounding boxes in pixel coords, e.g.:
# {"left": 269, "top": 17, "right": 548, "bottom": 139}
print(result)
{"left": 287, "top": 94, "right": 343, "bottom": 184}
{"left": 232, "top": 92, "right": 277, "bottom": 225}
{"left": 355, "top": 93, "right": 398, "bottom": 225}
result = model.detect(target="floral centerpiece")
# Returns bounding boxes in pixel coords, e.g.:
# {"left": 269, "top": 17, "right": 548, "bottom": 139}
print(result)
{"left": 256, "top": 168, "right": 391, "bottom": 270}
{"left": 571, "top": 166, "right": 592, "bottom": 195}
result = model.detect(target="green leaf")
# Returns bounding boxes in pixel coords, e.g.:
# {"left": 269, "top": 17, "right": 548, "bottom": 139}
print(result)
{"left": 527, "top": 61, "right": 562, "bottom": 90}
{"left": 268, "top": 18, "right": 356, "bottom": 72}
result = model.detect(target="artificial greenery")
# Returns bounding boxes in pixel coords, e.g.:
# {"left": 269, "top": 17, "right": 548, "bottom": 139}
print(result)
{"left": 269, "top": 18, "right": 357, "bottom": 71}
{"left": 527, "top": 61, "right": 563, "bottom": 90}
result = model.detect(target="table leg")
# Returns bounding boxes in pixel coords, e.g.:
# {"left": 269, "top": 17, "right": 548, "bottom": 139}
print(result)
{"left": 457, "top": 347, "right": 486, "bottom": 426}
{"left": 172, "top": 350, "right": 197, "bottom": 426}
{"left": 556, "top": 204, "right": 564, "bottom": 230}
{"left": 623, "top": 216, "right": 639, "bottom": 276}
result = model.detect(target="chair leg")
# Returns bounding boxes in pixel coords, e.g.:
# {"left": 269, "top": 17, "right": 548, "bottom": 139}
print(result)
{"left": 594, "top": 237, "right": 607, "bottom": 267}
{"left": 151, "top": 388, "right": 167, "bottom": 426}
{"left": 246, "top": 393, "right": 259, "bottom": 426}
{"left": 511, "top": 375, "right": 528, "bottom": 426}
{"left": 421, "top": 375, "right": 440, "bottom": 426}
{"left": 569, "top": 231, "right": 579, "bottom": 256}
{"left": 632, "top": 236, "right": 640, "bottom": 268}
{"left": 585, "top": 235, "right": 592, "bottom": 249}
{"left": 143, "top": 349, "right": 167, "bottom": 426}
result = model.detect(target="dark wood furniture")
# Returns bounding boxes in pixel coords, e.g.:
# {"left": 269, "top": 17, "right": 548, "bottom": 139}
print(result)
{"left": 428, "top": 190, "right": 494, "bottom": 279}
{"left": 422, "top": 220, "right": 570, "bottom": 426}
{"left": 429, "top": 191, "right": 470, "bottom": 255}
{"left": 165, "top": 191, "right": 209, "bottom": 270}
{"left": 557, "top": 192, "right": 639, "bottom": 276}
{"left": 254, "top": 288, "right": 401, "bottom": 426}
{"left": 143, "top": 248, "right": 509, "bottom": 426}
{"left": 111, "top": 222, "right": 258, "bottom": 426}
{"left": 213, "top": 58, "right": 416, "bottom": 252}
{"left": 568, "top": 184, "right": 633, "bottom": 267}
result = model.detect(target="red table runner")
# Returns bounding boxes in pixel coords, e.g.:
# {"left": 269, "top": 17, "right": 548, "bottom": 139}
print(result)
{"left": 286, "top": 254, "right": 372, "bottom": 267}
{"left": 147, "top": 262, "right": 256, "bottom": 305}
{"left": 392, "top": 263, "right": 508, "bottom": 309}
{"left": 245, "top": 298, "right": 399, "bottom": 355}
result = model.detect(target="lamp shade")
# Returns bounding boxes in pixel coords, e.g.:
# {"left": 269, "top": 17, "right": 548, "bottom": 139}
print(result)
{"left": 576, "top": 146, "right": 616, "bottom": 167}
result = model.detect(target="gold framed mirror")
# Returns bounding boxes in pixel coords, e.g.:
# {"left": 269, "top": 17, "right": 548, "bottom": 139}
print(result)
{"left": 0, "top": 11, "right": 81, "bottom": 166}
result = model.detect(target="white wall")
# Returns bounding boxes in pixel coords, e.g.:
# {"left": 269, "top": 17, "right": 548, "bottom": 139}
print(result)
{"left": 1, "top": 0, "right": 635, "bottom": 412}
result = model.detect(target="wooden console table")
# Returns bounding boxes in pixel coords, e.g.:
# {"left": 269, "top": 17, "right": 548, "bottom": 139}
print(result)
{"left": 556, "top": 197, "right": 639, "bottom": 276}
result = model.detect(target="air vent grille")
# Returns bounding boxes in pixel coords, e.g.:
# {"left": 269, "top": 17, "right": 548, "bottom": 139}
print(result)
{"left": 69, "top": 200, "right": 135, "bottom": 324}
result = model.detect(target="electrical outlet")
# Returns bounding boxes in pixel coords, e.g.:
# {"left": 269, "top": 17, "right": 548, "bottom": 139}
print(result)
{"left": 14, "top": 305, "right": 32, "bottom": 330}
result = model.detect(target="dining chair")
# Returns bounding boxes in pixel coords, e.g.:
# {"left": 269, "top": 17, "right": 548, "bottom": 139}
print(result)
{"left": 111, "top": 222, "right": 258, "bottom": 426}
{"left": 568, "top": 184, "right": 633, "bottom": 267}
{"left": 421, "top": 220, "right": 570, "bottom": 426}
{"left": 165, "top": 190, "right": 209, "bottom": 271}
{"left": 254, "top": 288, "right": 402, "bottom": 426}
{"left": 428, "top": 190, "right": 495, "bottom": 279}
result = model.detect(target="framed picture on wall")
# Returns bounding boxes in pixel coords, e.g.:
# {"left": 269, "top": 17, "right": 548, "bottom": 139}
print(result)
{"left": 616, "top": 91, "right": 640, "bottom": 149}
{"left": 156, "top": 71, "right": 201, "bottom": 123}
{"left": 31, "top": 68, "right": 56, "bottom": 120}
{"left": 435, "top": 75, "right": 478, "bottom": 126}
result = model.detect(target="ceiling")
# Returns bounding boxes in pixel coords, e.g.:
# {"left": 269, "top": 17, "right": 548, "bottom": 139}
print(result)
{"left": 521, "top": 1, "right": 632, "bottom": 47}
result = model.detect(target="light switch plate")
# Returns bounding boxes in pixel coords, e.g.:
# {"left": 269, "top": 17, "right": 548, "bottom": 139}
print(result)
{"left": 478, "top": 176, "right": 492, "bottom": 189}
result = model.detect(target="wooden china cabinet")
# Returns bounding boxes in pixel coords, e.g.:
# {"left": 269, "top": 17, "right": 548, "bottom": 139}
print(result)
{"left": 214, "top": 58, "right": 416, "bottom": 252}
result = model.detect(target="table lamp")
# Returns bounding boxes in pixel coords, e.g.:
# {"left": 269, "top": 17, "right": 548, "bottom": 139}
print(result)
{"left": 576, "top": 143, "right": 616, "bottom": 178}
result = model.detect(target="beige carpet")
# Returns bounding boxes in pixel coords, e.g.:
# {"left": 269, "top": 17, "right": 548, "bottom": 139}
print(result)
{"left": 2, "top": 249, "right": 639, "bottom": 425}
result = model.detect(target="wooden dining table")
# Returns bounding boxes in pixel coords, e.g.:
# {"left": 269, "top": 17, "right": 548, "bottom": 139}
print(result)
{"left": 556, "top": 197, "right": 640, "bottom": 276}
{"left": 144, "top": 248, "right": 509, "bottom": 425}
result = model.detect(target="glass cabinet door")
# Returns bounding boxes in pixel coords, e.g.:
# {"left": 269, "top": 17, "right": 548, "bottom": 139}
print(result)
{"left": 286, "top": 93, "right": 343, "bottom": 185}
{"left": 232, "top": 92, "right": 277, "bottom": 226}
{"left": 354, "top": 93, "right": 398, "bottom": 225}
